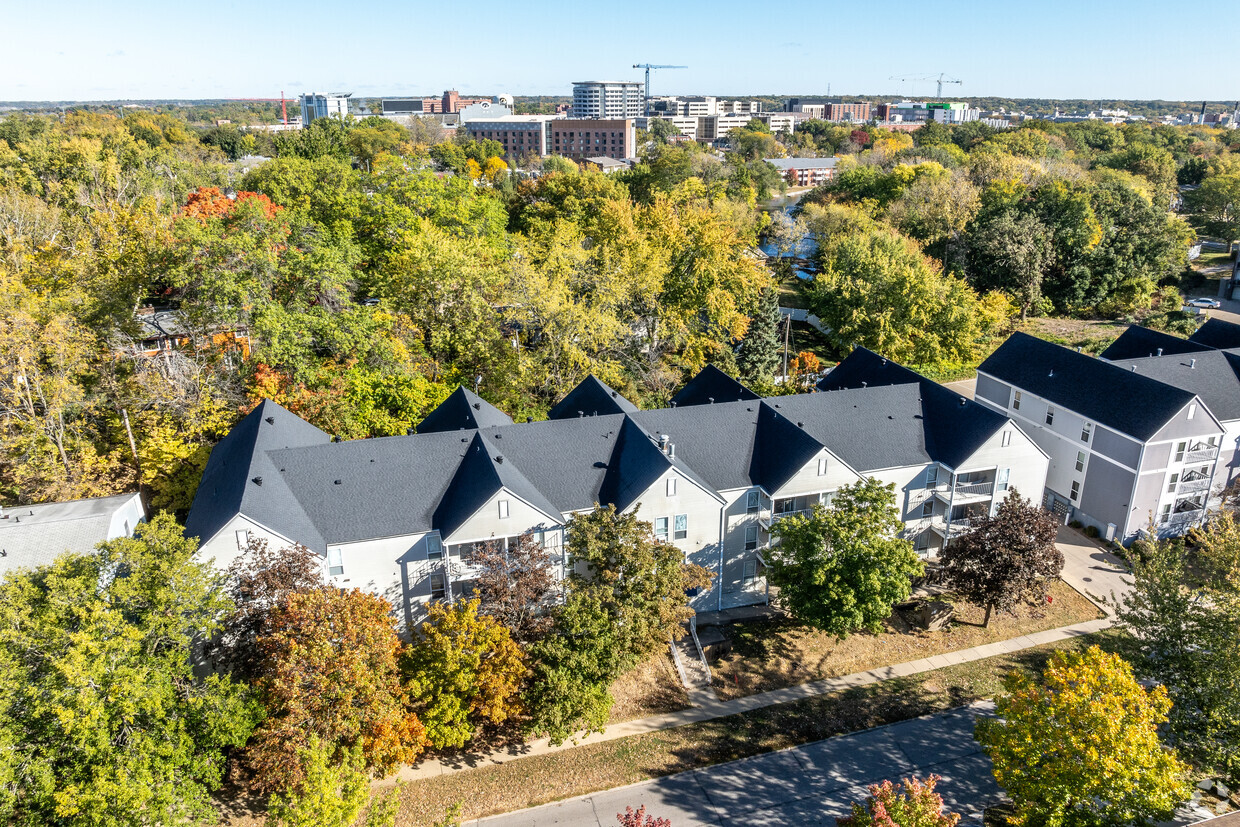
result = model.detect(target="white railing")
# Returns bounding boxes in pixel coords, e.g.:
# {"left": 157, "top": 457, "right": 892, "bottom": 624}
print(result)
{"left": 1185, "top": 446, "right": 1219, "bottom": 463}
{"left": 1179, "top": 477, "right": 1211, "bottom": 494}
{"left": 954, "top": 481, "right": 994, "bottom": 498}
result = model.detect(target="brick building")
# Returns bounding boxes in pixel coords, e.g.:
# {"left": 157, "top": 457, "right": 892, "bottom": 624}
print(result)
{"left": 552, "top": 119, "right": 635, "bottom": 161}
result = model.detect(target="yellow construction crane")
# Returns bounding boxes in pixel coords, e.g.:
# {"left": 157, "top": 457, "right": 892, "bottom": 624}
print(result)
{"left": 889, "top": 72, "right": 962, "bottom": 98}
{"left": 633, "top": 64, "right": 687, "bottom": 114}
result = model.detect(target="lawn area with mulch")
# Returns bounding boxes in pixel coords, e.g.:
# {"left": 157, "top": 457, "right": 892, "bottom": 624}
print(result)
{"left": 388, "top": 631, "right": 1119, "bottom": 826}
{"left": 711, "top": 579, "right": 1102, "bottom": 701}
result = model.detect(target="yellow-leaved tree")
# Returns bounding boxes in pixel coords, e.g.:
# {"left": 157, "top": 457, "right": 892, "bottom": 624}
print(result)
{"left": 976, "top": 645, "right": 1190, "bottom": 827}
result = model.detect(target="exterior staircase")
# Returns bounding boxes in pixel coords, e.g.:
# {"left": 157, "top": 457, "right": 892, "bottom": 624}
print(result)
{"left": 668, "top": 618, "right": 718, "bottom": 706}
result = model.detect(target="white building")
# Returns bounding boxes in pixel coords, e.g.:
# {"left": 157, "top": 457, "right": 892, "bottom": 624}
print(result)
{"left": 0, "top": 493, "right": 146, "bottom": 577}
{"left": 299, "top": 93, "right": 351, "bottom": 125}
{"left": 571, "top": 81, "right": 643, "bottom": 119}
{"left": 186, "top": 356, "right": 1048, "bottom": 631}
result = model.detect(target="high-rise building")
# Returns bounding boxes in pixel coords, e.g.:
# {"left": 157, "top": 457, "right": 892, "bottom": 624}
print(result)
{"left": 571, "top": 81, "right": 643, "bottom": 119}
{"left": 299, "top": 93, "right": 351, "bottom": 125}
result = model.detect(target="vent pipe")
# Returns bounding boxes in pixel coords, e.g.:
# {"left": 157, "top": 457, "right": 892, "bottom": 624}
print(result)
{"left": 1157, "top": 348, "right": 1163, "bottom": 356}
{"left": 1191, "top": 358, "right": 1197, "bottom": 369}
{"left": 668, "top": 443, "right": 676, "bottom": 459}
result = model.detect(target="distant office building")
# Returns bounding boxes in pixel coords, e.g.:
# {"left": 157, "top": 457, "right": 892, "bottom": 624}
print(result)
{"left": 572, "top": 81, "right": 643, "bottom": 119}
{"left": 381, "top": 91, "right": 496, "bottom": 117}
{"left": 786, "top": 100, "right": 872, "bottom": 122}
{"left": 300, "top": 93, "right": 351, "bottom": 125}
{"left": 765, "top": 157, "right": 839, "bottom": 187}
{"left": 882, "top": 101, "right": 978, "bottom": 125}
{"left": 463, "top": 114, "right": 559, "bottom": 158}
{"left": 552, "top": 119, "right": 635, "bottom": 161}
{"left": 699, "top": 114, "right": 762, "bottom": 143}
{"left": 756, "top": 113, "right": 796, "bottom": 134}
{"left": 638, "top": 115, "right": 700, "bottom": 141}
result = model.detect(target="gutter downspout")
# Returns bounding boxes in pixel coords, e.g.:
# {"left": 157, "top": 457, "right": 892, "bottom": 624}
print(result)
{"left": 717, "top": 504, "right": 725, "bottom": 612}
{"left": 942, "top": 466, "right": 957, "bottom": 550}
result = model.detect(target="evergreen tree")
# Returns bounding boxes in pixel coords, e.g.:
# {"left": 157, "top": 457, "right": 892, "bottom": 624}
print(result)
{"left": 737, "top": 286, "right": 782, "bottom": 383}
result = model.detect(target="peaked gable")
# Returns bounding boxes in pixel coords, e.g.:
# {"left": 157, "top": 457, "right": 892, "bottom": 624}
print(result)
{"left": 416, "top": 386, "right": 512, "bottom": 434}
{"left": 671, "top": 365, "right": 759, "bottom": 407}
{"left": 1099, "top": 325, "right": 1210, "bottom": 361}
{"left": 548, "top": 375, "right": 639, "bottom": 419}
{"left": 433, "top": 432, "right": 562, "bottom": 540}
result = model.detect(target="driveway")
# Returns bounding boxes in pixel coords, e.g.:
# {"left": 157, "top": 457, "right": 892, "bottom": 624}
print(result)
{"left": 472, "top": 704, "right": 1003, "bottom": 827}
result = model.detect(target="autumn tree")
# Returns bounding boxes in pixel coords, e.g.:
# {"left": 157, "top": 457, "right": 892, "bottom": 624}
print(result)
{"left": 770, "top": 478, "right": 924, "bottom": 637}
{"left": 403, "top": 598, "right": 527, "bottom": 750}
{"left": 940, "top": 490, "right": 1063, "bottom": 626}
{"left": 617, "top": 805, "right": 672, "bottom": 827}
{"left": 839, "top": 775, "right": 960, "bottom": 827}
{"left": 0, "top": 514, "right": 260, "bottom": 826}
{"left": 266, "top": 737, "right": 370, "bottom": 827}
{"left": 470, "top": 532, "right": 559, "bottom": 643}
{"left": 215, "top": 537, "right": 325, "bottom": 681}
{"left": 976, "top": 645, "right": 1190, "bottom": 827}
{"left": 245, "top": 588, "right": 427, "bottom": 792}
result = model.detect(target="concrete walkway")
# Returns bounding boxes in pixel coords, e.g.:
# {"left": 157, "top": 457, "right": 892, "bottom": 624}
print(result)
{"left": 1055, "top": 525, "right": 1132, "bottom": 616}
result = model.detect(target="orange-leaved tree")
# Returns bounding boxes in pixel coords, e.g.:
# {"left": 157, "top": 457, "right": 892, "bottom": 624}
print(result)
{"left": 244, "top": 587, "right": 427, "bottom": 792}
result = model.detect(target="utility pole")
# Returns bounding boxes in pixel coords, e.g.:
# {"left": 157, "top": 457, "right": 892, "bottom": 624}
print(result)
{"left": 782, "top": 314, "right": 791, "bottom": 383}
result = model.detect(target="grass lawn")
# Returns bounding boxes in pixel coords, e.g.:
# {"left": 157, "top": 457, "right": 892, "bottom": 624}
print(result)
{"left": 607, "top": 652, "right": 690, "bottom": 723}
{"left": 711, "top": 580, "right": 1102, "bottom": 701}
{"left": 1017, "top": 317, "right": 1130, "bottom": 354}
{"left": 385, "top": 630, "right": 1120, "bottom": 826}
{"left": 1193, "top": 250, "right": 1235, "bottom": 271}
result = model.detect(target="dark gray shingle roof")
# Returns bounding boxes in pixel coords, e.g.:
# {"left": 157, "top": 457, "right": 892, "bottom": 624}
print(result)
{"left": 548, "top": 376, "right": 638, "bottom": 419}
{"left": 416, "top": 386, "right": 512, "bottom": 434}
{"left": 1190, "top": 318, "right": 1240, "bottom": 350}
{"left": 979, "top": 332, "right": 1195, "bottom": 441}
{"left": 1099, "top": 326, "right": 1210, "bottom": 361}
{"left": 1109, "top": 349, "right": 1240, "bottom": 422}
{"left": 671, "top": 365, "right": 759, "bottom": 407}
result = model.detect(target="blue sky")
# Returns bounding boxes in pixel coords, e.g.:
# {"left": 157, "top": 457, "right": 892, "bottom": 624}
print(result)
{"left": 3, "top": 0, "right": 1238, "bottom": 102}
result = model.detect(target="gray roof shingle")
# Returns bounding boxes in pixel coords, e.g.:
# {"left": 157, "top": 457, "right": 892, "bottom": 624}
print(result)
{"left": 548, "top": 376, "right": 638, "bottom": 419}
{"left": 416, "top": 386, "right": 513, "bottom": 434}
{"left": 671, "top": 365, "right": 759, "bottom": 407}
{"left": 1099, "top": 326, "right": 1210, "bottom": 361}
{"left": 1190, "top": 318, "right": 1240, "bottom": 350}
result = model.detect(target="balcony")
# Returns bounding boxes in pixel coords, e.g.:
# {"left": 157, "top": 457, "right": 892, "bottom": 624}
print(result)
{"left": 1178, "top": 473, "right": 1211, "bottom": 495}
{"left": 1184, "top": 444, "right": 1219, "bottom": 463}
{"left": 930, "top": 480, "right": 995, "bottom": 504}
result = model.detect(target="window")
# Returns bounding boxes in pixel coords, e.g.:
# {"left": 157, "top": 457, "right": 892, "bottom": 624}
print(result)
{"left": 996, "top": 467, "right": 1011, "bottom": 492}
{"left": 498, "top": 500, "right": 510, "bottom": 519}
{"left": 746, "top": 490, "right": 760, "bottom": 513}
{"left": 655, "top": 517, "right": 669, "bottom": 541}
{"left": 674, "top": 514, "right": 688, "bottom": 540}
{"left": 1045, "top": 406, "right": 1055, "bottom": 426}
{"left": 1075, "top": 451, "right": 1086, "bottom": 473}
{"left": 235, "top": 529, "right": 250, "bottom": 550}
{"left": 742, "top": 559, "right": 757, "bottom": 585}
{"left": 1012, "top": 391, "right": 1022, "bottom": 410}
{"left": 327, "top": 547, "right": 344, "bottom": 576}
{"left": 667, "top": 478, "right": 677, "bottom": 497}
{"left": 1160, "top": 504, "right": 1172, "bottom": 524}
{"left": 914, "top": 531, "right": 931, "bottom": 552}
{"left": 429, "top": 570, "right": 446, "bottom": 600}
{"left": 744, "top": 524, "right": 759, "bottom": 550}
{"left": 1175, "top": 441, "right": 1187, "bottom": 462}
{"left": 817, "top": 458, "right": 828, "bottom": 476}
{"left": 1167, "top": 473, "right": 1179, "bottom": 494}
{"left": 1070, "top": 481, "right": 1080, "bottom": 502}
{"left": 1081, "top": 422, "right": 1092, "bottom": 442}
{"left": 774, "top": 498, "right": 795, "bottom": 515}
{"left": 921, "top": 499, "right": 934, "bottom": 517}
{"left": 426, "top": 534, "right": 443, "bottom": 560}
{"left": 924, "top": 465, "right": 938, "bottom": 490}
{"left": 1001, "top": 430, "right": 1012, "bottom": 447}
{"left": 1188, "top": 403, "right": 1197, "bottom": 420}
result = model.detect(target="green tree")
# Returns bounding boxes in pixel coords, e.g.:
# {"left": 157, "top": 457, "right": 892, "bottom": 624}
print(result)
{"left": 403, "top": 598, "right": 527, "bottom": 750}
{"left": 736, "top": 286, "right": 782, "bottom": 383}
{"left": 1185, "top": 171, "right": 1240, "bottom": 241}
{"left": 769, "top": 478, "right": 924, "bottom": 637}
{"left": 966, "top": 209, "right": 1052, "bottom": 319}
{"left": 976, "top": 645, "right": 1191, "bottom": 827}
{"left": 267, "top": 737, "right": 369, "bottom": 827}
{"left": 941, "top": 490, "right": 1063, "bottom": 627}
{"left": 0, "top": 513, "right": 260, "bottom": 826}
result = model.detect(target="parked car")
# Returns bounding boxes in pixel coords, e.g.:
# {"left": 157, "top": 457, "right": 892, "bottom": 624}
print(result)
{"left": 1187, "top": 298, "right": 1222, "bottom": 309}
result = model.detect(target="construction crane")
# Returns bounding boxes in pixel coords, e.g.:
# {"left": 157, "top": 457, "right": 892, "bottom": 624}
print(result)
{"left": 888, "top": 73, "right": 962, "bottom": 98}
{"left": 632, "top": 64, "right": 687, "bottom": 115}
{"left": 226, "top": 91, "right": 289, "bottom": 124}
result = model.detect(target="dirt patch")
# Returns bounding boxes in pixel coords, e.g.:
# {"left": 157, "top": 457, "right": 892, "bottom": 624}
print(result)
{"left": 1018, "top": 318, "right": 1129, "bottom": 354}
{"left": 607, "top": 651, "right": 691, "bottom": 723}
{"left": 710, "top": 579, "right": 1101, "bottom": 700}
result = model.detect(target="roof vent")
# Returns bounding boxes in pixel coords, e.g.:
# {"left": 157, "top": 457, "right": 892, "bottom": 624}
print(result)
{"left": 1131, "top": 365, "right": 1137, "bottom": 371}
{"left": 668, "top": 443, "right": 676, "bottom": 458}
{"left": 333, "top": 479, "right": 342, "bottom": 485}
{"left": 708, "top": 397, "right": 715, "bottom": 404}
{"left": 658, "top": 434, "right": 670, "bottom": 451}
{"left": 1191, "top": 358, "right": 1197, "bottom": 369}
{"left": 494, "top": 432, "right": 502, "bottom": 439}
{"left": 611, "top": 391, "right": 618, "bottom": 398}
{"left": 1048, "top": 369, "right": 1054, "bottom": 378}
{"left": 578, "top": 411, "right": 584, "bottom": 417}
{"left": 251, "top": 476, "right": 263, "bottom": 486}
{"left": 1157, "top": 348, "right": 1163, "bottom": 356}
{"left": 473, "top": 402, "right": 481, "bottom": 410}
{"left": 797, "top": 421, "right": 804, "bottom": 427}
{"left": 1076, "top": 346, "right": 1082, "bottom": 352}
{"left": 265, "top": 416, "right": 275, "bottom": 424}
{"left": 496, "top": 455, "right": 504, "bottom": 464}
{"left": 881, "top": 358, "right": 887, "bottom": 366}
{"left": 960, "top": 397, "right": 967, "bottom": 406}
{"left": 407, "top": 427, "right": 416, "bottom": 435}
{"left": 527, "top": 416, "right": 533, "bottom": 423}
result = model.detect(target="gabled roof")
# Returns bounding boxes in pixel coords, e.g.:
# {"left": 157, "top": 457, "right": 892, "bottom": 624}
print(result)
{"left": 548, "top": 375, "right": 638, "bottom": 420}
{"left": 1190, "top": 318, "right": 1240, "bottom": 350}
{"left": 750, "top": 402, "right": 831, "bottom": 491}
{"left": 772, "top": 386, "right": 935, "bottom": 472}
{"left": 599, "top": 416, "right": 678, "bottom": 512}
{"left": 1109, "top": 349, "right": 1240, "bottom": 422}
{"left": 979, "top": 332, "right": 1196, "bottom": 441}
{"left": 0, "top": 493, "right": 143, "bottom": 576}
{"left": 817, "top": 347, "right": 922, "bottom": 392}
{"left": 1099, "top": 326, "right": 1210, "bottom": 361}
{"left": 671, "top": 365, "right": 759, "bottom": 407}
{"left": 433, "top": 432, "right": 562, "bottom": 541}
{"left": 185, "top": 400, "right": 332, "bottom": 551}
{"left": 415, "top": 386, "right": 512, "bottom": 434}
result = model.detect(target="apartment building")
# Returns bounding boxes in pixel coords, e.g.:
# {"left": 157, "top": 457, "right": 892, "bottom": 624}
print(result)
{"left": 764, "top": 157, "right": 839, "bottom": 187}
{"left": 551, "top": 119, "right": 635, "bottom": 161}
{"left": 786, "top": 100, "right": 873, "bottom": 122}
{"left": 186, "top": 359, "right": 1047, "bottom": 630}
{"left": 299, "top": 92, "right": 350, "bottom": 125}
{"left": 975, "top": 332, "right": 1227, "bottom": 542}
{"left": 571, "top": 81, "right": 643, "bottom": 119}
{"left": 755, "top": 113, "right": 797, "bottom": 134}
{"left": 463, "top": 115, "right": 558, "bottom": 158}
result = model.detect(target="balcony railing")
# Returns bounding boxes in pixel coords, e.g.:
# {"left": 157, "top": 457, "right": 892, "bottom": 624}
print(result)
{"left": 1184, "top": 445, "right": 1219, "bottom": 463}
{"left": 1179, "top": 476, "right": 1211, "bottom": 494}
{"left": 954, "top": 481, "right": 995, "bottom": 498}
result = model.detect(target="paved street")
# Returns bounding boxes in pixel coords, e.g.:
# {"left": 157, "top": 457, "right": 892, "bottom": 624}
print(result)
{"left": 471, "top": 703, "right": 1002, "bottom": 827}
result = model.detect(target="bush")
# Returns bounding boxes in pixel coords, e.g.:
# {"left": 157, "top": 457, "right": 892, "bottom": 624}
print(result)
{"left": 1069, "top": 520, "right": 1083, "bottom": 530}
{"left": 1084, "top": 525, "right": 1100, "bottom": 539}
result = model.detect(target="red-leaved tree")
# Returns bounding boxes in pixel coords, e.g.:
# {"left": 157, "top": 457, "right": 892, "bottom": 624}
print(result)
{"left": 617, "top": 805, "right": 672, "bottom": 827}
{"left": 838, "top": 775, "right": 960, "bottom": 827}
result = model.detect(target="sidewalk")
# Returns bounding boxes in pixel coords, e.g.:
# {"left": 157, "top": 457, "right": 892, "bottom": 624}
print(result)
{"left": 1055, "top": 525, "right": 1132, "bottom": 616}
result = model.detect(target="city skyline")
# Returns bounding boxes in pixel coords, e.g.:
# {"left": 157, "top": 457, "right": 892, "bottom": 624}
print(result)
{"left": 4, "top": 0, "right": 1238, "bottom": 102}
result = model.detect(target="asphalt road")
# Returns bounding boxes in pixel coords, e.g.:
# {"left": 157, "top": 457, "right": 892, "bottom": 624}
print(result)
{"left": 471, "top": 704, "right": 1002, "bottom": 826}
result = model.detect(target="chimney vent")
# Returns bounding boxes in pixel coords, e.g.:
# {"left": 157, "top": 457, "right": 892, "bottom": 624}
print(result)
{"left": 658, "top": 434, "right": 670, "bottom": 452}
{"left": 1191, "top": 358, "right": 1197, "bottom": 368}
{"left": 668, "top": 443, "right": 676, "bottom": 459}
{"left": 1131, "top": 365, "right": 1137, "bottom": 371}
{"left": 861, "top": 381, "right": 867, "bottom": 388}
{"left": 526, "top": 416, "right": 533, "bottom": 423}
{"left": 252, "top": 476, "right": 263, "bottom": 486}
{"left": 1157, "top": 348, "right": 1163, "bottom": 356}
{"left": 473, "top": 402, "right": 481, "bottom": 410}
{"left": 708, "top": 397, "right": 715, "bottom": 404}
{"left": 265, "top": 416, "right": 275, "bottom": 424}
{"left": 960, "top": 397, "right": 967, "bottom": 406}
{"left": 496, "top": 455, "right": 503, "bottom": 464}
